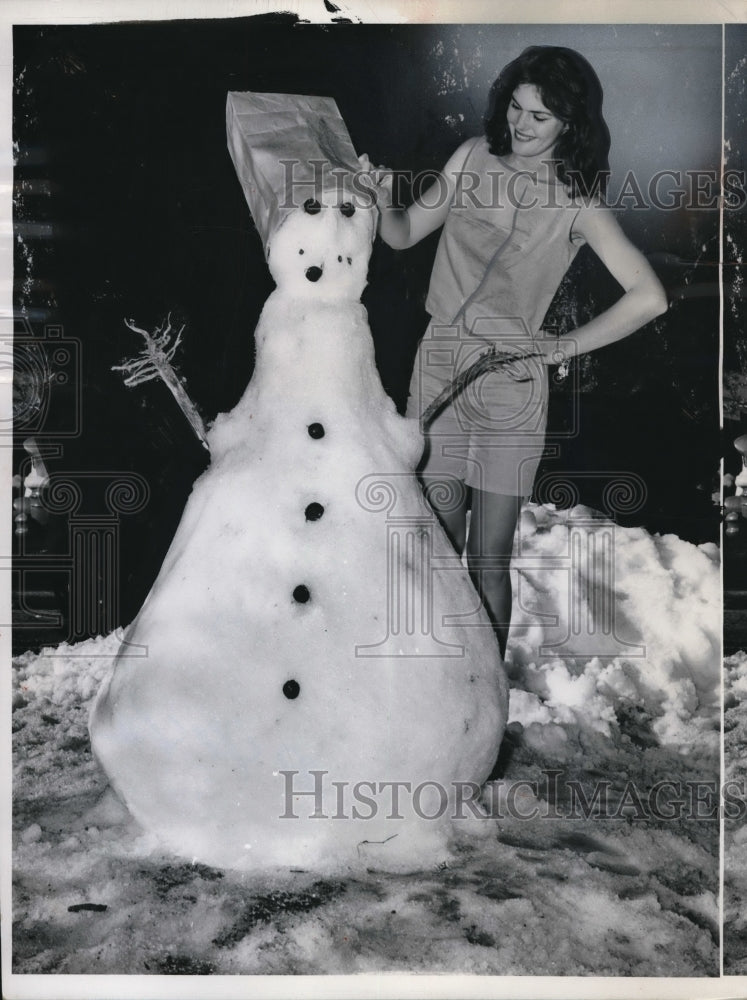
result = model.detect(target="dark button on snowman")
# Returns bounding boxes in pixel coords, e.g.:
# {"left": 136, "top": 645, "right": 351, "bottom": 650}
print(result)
{"left": 89, "top": 92, "right": 508, "bottom": 872}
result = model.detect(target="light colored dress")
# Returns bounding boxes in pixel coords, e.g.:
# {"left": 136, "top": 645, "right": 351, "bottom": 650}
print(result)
{"left": 406, "top": 135, "right": 586, "bottom": 497}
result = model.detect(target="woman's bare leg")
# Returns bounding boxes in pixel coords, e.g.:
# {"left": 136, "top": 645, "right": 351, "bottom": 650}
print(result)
{"left": 466, "top": 489, "right": 522, "bottom": 658}
{"left": 420, "top": 474, "right": 470, "bottom": 554}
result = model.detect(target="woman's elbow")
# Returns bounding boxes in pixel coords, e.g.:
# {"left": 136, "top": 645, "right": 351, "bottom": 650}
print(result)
{"left": 377, "top": 211, "right": 412, "bottom": 251}
{"left": 638, "top": 279, "right": 669, "bottom": 322}
{"left": 648, "top": 282, "right": 669, "bottom": 320}
{"left": 380, "top": 231, "right": 412, "bottom": 251}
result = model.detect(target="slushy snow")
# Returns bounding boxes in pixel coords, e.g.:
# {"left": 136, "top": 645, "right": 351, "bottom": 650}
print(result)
{"left": 88, "top": 192, "right": 509, "bottom": 873}
{"left": 724, "top": 650, "right": 747, "bottom": 973}
{"left": 507, "top": 505, "right": 720, "bottom": 751}
{"left": 12, "top": 505, "right": 721, "bottom": 975}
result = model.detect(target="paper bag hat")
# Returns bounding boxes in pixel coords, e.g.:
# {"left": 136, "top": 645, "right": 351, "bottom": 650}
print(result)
{"left": 226, "top": 92, "right": 363, "bottom": 257}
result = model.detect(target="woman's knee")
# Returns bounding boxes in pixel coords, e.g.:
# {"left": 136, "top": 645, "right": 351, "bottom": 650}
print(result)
{"left": 466, "top": 489, "right": 522, "bottom": 557}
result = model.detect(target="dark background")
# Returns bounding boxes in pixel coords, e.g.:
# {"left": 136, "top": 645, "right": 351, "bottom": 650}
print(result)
{"left": 12, "top": 16, "right": 724, "bottom": 640}
{"left": 722, "top": 23, "right": 747, "bottom": 636}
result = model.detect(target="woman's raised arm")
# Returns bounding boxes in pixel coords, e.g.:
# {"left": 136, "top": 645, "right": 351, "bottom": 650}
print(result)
{"left": 359, "top": 139, "right": 475, "bottom": 251}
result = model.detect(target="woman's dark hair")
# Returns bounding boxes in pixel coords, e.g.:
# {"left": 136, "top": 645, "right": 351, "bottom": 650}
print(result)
{"left": 484, "top": 46, "right": 610, "bottom": 197}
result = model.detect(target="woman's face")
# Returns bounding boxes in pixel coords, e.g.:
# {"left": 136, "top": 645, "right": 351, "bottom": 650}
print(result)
{"left": 506, "top": 84, "right": 567, "bottom": 160}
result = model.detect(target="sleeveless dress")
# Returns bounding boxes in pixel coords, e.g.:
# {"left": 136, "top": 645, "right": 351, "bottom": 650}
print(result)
{"left": 406, "top": 136, "right": 586, "bottom": 497}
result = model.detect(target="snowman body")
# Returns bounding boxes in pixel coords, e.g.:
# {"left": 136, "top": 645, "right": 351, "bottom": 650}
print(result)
{"left": 90, "top": 195, "right": 509, "bottom": 872}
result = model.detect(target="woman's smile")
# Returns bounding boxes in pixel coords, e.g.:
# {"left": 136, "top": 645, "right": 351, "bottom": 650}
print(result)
{"left": 506, "top": 83, "right": 566, "bottom": 162}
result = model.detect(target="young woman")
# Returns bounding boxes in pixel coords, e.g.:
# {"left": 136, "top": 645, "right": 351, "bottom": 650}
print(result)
{"left": 360, "top": 45, "right": 668, "bottom": 657}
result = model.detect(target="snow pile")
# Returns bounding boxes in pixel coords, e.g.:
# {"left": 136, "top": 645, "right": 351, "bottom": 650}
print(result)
{"left": 507, "top": 504, "right": 720, "bottom": 751}
{"left": 13, "top": 632, "right": 123, "bottom": 710}
{"left": 726, "top": 649, "right": 747, "bottom": 700}
{"left": 11, "top": 504, "right": 721, "bottom": 976}
{"left": 724, "top": 650, "right": 747, "bottom": 973}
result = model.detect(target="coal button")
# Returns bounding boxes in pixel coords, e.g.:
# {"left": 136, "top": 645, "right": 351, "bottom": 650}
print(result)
{"left": 283, "top": 680, "right": 300, "bottom": 699}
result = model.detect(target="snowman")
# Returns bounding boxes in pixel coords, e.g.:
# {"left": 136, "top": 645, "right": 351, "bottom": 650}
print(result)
{"left": 89, "top": 93, "right": 508, "bottom": 872}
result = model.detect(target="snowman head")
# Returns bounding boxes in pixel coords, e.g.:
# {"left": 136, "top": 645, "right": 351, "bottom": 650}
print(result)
{"left": 266, "top": 194, "right": 377, "bottom": 301}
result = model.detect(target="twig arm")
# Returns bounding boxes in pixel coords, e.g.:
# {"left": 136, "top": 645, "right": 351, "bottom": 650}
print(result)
{"left": 113, "top": 315, "right": 210, "bottom": 451}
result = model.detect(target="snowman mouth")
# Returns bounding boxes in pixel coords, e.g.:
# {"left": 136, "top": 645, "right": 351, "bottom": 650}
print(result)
{"left": 305, "top": 265, "right": 323, "bottom": 282}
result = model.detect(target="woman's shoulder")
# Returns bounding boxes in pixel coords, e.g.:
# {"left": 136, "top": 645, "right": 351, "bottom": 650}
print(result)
{"left": 569, "top": 193, "right": 618, "bottom": 245}
{"left": 569, "top": 190, "right": 609, "bottom": 217}
{"left": 443, "top": 135, "right": 517, "bottom": 187}
{"left": 559, "top": 179, "right": 606, "bottom": 220}
{"left": 442, "top": 135, "right": 485, "bottom": 173}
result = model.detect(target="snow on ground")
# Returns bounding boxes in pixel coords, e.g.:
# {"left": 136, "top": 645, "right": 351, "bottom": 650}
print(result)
{"left": 724, "top": 649, "right": 747, "bottom": 973}
{"left": 12, "top": 504, "right": 721, "bottom": 976}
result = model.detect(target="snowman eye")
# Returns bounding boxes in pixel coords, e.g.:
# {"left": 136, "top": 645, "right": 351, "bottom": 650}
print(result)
{"left": 340, "top": 202, "right": 355, "bottom": 217}
{"left": 299, "top": 249, "right": 304, "bottom": 255}
{"left": 304, "top": 198, "right": 321, "bottom": 215}
{"left": 338, "top": 255, "right": 342, "bottom": 262}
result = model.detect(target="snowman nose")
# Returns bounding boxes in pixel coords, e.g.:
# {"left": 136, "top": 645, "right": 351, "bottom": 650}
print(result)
{"left": 305, "top": 266, "right": 323, "bottom": 282}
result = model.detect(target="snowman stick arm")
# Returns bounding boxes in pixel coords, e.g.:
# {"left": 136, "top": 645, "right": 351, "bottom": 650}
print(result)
{"left": 113, "top": 316, "right": 210, "bottom": 451}
{"left": 159, "top": 366, "right": 211, "bottom": 453}
{"left": 420, "top": 347, "right": 541, "bottom": 430}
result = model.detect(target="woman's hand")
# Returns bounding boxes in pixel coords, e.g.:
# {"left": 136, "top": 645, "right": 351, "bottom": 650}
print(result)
{"left": 533, "top": 335, "right": 571, "bottom": 367}
{"left": 487, "top": 336, "right": 573, "bottom": 381}
{"left": 357, "top": 153, "right": 395, "bottom": 209}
